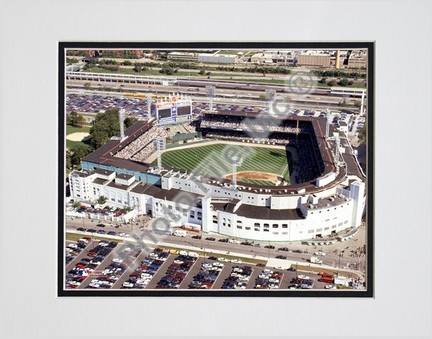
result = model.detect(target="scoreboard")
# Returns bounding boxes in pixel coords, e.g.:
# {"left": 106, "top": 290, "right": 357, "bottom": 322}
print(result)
{"left": 155, "top": 94, "right": 192, "bottom": 124}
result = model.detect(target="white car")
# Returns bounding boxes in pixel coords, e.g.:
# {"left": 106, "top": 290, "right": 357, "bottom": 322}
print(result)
{"left": 298, "top": 275, "right": 310, "bottom": 280}
{"left": 314, "top": 251, "right": 326, "bottom": 256}
{"left": 112, "top": 258, "right": 123, "bottom": 263}
{"left": 122, "top": 282, "right": 134, "bottom": 288}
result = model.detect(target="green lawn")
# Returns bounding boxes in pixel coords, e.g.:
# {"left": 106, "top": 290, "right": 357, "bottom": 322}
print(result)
{"left": 66, "top": 124, "right": 91, "bottom": 136}
{"left": 156, "top": 143, "right": 291, "bottom": 184}
{"left": 84, "top": 66, "right": 366, "bottom": 89}
{"left": 66, "top": 124, "right": 92, "bottom": 149}
{"left": 214, "top": 76, "right": 367, "bottom": 89}
{"left": 86, "top": 66, "right": 249, "bottom": 79}
{"left": 216, "top": 50, "right": 246, "bottom": 55}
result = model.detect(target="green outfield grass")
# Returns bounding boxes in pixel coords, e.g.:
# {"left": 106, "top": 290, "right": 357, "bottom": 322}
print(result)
{"left": 156, "top": 143, "right": 291, "bottom": 185}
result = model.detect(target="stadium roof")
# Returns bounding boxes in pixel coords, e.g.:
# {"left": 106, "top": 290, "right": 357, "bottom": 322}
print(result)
{"left": 235, "top": 204, "right": 304, "bottom": 220}
{"left": 83, "top": 120, "right": 153, "bottom": 171}
{"left": 130, "top": 183, "right": 202, "bottom": 203}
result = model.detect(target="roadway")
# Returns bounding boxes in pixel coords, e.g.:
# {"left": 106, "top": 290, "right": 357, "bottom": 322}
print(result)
{"left": 65, "top": 217, "right": 366, "bottom": 274}
{"left": 66, "top": 81, "right": 360, "bottom": 112}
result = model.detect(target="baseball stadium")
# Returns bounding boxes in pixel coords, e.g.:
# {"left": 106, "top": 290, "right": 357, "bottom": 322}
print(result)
{"left": 69, "top": 94, "right": 366, "bottom": 242}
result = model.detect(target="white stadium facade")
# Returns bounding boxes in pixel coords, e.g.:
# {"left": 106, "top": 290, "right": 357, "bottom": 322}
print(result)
{"left": 68, "top": 106, "right": 366, "bottom": 242}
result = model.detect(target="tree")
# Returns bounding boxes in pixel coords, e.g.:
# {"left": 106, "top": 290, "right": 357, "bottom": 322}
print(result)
{"left": 89, "top": 109, "right": 121, "bottom": 149}
{"left": 66, "top": 57, "right": 78, "bottom": 65}
{"left": 159, "top": 64, "right": 175, "bottom": 75}
{"left": 327, "top": 79, "right": 337, "bottom": 87}
{"left": 133, "top": 63, "right": 142, "bottom": 73}
{"left": 84, "top": 82, "right": 91, "bottom": 90}
{"left": 98, "top": 196, "right": 107, "bottom": 205}
{"left": 319, "top": 77, "right": 328, "bottom": 84}
{"left": 338, "top": 78, "right": 350, "bottom": 86}
{"left": 124, "top": 117, "right": 138, "bottom": 128}
{"left": 357, "top": 125, "right": 366, "bottom": 144}
{"left": 67, "top": 112, "right": 85, "bottom": 127}
{"left": 123, "top": 205, "right": 133, "bottom": 213}
{"left": 101, "top": 65, "right": 119, "bottom": 72}
{"left": 66, "top": 150, "right": 72, "bottom": 169}
{"left": 198, "top": 69, "right": 205, "bottom": 75}
{"left": 70, "top": 144, "right": 91, "bottom": 168}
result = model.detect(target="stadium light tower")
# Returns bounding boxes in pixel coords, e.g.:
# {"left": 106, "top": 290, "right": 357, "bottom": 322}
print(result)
{"left": 265, "top": 89, "right": 276, "bottom": 114}
{"left": 146, "top": 94, "right": 152, "bottom": 120}
{"left": 206, "top": 85, "right": 215, "bottom": 112}
{"left": 155, "top": 136, "right": 166, "bottom": 171}
{"left": 335, "top": 134, "right": 340, "bottom": 164}
{"left": 325, "top": 108, "right": 331, "bottom": 139}
{"left": 360, "top": 90, "right": 366, "bottom": 116}
{"left": 230, "top": 155, "right": 243, "bottom": 189}
{"left": 119, "top": 109, "right": 125, "bottom": 140}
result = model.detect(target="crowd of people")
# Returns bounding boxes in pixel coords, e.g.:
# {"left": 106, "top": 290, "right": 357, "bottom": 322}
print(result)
{"left": 200, "top": 114, "right": 306, "bottom": 134}
{"left": 114, "top": 125, "right": 168, "bottom": 160}
{"left": 132, "top": 141, "right": 157, "bottom": 162}
{"left": 203, "top": 130, "right": 292, "bottom": 145}
{"left": 114, "top": 122, "right": 197, "bottom": 162}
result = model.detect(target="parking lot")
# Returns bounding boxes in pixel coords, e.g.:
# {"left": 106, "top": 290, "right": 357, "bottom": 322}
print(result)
{"left": 65, "top": 239, "right": 338, "bottom": 290}
{"left": 66, "top": 93, "right": 148, "bottom": 115}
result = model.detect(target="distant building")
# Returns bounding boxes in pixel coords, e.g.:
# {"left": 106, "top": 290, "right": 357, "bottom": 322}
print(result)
{"left": 102, "top": 50, "right": 144, "bottom": 58}
{"left": 297, "top": 51, "right": 331, "bottom": 68}
{"left": 250, "top": 53, "right": 275, "bottom": 64}
{"left": 167, "top": 52, "right": 198, "bottom": 62}
{"left": 197, "top": 53, "right": 237, "bottom": 64}
{"left": 72, "top": 50, "right": 145, "bottom": 59}
{"left": 347, "top": 56, "right": 367, "bottom": 68}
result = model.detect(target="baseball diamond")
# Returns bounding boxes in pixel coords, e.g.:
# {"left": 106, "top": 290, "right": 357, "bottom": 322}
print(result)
{"left": 154, "top": 142, "right": 292, "bottom": 185}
